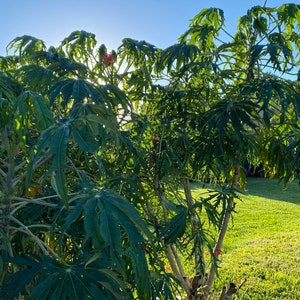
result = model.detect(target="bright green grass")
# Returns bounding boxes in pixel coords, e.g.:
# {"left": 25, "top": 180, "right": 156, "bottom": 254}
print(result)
{"left": 193, "top": 177, "right": 300, "bottom": 299}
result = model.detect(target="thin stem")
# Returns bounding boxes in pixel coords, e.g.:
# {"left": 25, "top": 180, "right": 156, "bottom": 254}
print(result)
{"left": 170, "top": 244, "right": 186, "bottom": 278}
{"left": 8, "top": 216, "right": 57, "bottom": 257}
{"left": 220, "top": 28, "right": 235, "bottom": 40}
{"left": 0, "top": 157, "right": 10, "bottom": 168}
{"left": 0, "top": 168, "right": 6, "bottom": 178}
{"left": 205, "top": 164, "right": 240, "bottom": 296}
{"left": 165, "top": 244, "right": 191, "bottom": 295}
{"left": 10, "top": 196, "right": 58, "bottom": 207}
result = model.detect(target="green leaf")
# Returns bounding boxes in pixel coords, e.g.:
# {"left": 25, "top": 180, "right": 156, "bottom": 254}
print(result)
{"left": 83, "top": 197, "right": 104, "bottom": 249}
{"left": 31, "top": 93, "right": 54, "bottom": 129}
{"left": 60, "top": 196, "right": 86, "bottom": 232}
{"left": 7, "top": 35, "right": 46, "bottom": 56}
{"left": 2, "top": 255, "right": 127, "bottom": 300}
{"left": 60, "top": 30, "right": 97, "bottom": 61}
{"left": 180, "top": 7, "right": 224, "bottom": 49}
{"left": 1, "top": 256, "right": 43, "bottom": 300}
{"left": 160, "top": 207, "right": 188, "bottom": 243}
{"left": 101, "top": 83, "right": 130, "bottom": 111}
{"left": 17, "top": 65, "right": 54, "bottom": 90}
{"left": 129, "top": 246, "right": 151, "bottom": 299}
{"left": 100, "top": 203, "right": 123, "bottom": 268}
{"left": 157, "top": 44, "right": 199, "bottom": 72}
{"left": 253, "top": 16, "right": 268, "bottom": 34}
{"left": 26, "top": 122, "right": 70, "bottom": 206}
{"left": 50, "top": 124, "right": 70, "bottom": 206}
{"left": 101, "top": 189, "right": 152, "bottom": 241}
{"left": 119, "top": 38, "right": 158, "bottom": 67}
{"left": 70, "top": 122, "right": 98, "bottom": 153}
{"left": 249, "top": 44, "right": 265, "bottom": 68}
{"left": 49, "top": 79, "right": 101, "bottom": 108}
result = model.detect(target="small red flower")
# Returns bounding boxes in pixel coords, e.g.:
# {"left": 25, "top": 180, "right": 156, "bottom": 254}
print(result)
{"left": 165, "top": 265, "right": 171, "bottom": 272}
{"left": 102, "top": 53, "right": 116, "bottom": 64}
{"left": 180, "top": 236, "right": 187, "bottom": 243}
{"left": 204, "top": 251, "right": 210, "bottom": 257}
{"left": 214, "top": 248, "right": 221, "bottom": 257}
{"left": 151, "top": 134, "right": 160, "bottom": 141}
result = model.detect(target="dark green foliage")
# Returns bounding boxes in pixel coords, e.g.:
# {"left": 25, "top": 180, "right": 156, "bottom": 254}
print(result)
{"left": 1, "top": 255, "right": 127, "bottom": 300}
{"left": 0, "top": 3, "right": 300, "bottom": 300}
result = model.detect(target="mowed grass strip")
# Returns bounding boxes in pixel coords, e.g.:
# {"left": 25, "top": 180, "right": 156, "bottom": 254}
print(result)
{"left": 193, "top": 178, "right": 300, "bottom": 299}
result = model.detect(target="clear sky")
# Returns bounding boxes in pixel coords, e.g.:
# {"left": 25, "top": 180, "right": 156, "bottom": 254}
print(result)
{"left": 0, "top": 0, "right": 292, "bottom": 55}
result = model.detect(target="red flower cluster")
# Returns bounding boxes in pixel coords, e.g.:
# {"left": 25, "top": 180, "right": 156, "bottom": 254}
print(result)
{"left": 214, "top": 248, "right": 221, "bottom": 257}
{"left": 102, "top": 53, "right": 116, "bottom": 65}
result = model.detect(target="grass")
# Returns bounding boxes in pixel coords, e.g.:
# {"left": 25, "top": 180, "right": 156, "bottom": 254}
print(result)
{"left": 193, "top": 177, "right": 300, "bottom": 299}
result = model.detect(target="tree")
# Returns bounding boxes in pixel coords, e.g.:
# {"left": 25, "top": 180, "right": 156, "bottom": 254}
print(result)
{"left": 0, "top": 3, "right": 300, "bottom": 299}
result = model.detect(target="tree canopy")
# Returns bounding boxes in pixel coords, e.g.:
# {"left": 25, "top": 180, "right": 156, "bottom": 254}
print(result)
{"left": 0, "top": 3, "right": 300, "bottom": 299}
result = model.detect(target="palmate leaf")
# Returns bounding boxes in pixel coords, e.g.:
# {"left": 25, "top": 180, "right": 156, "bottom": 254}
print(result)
{"left": 151, "top": 271, "right": 176, "bottom": 300}
{"left": 249, "top": 44, "right": 265, "bottom": 68}
{"left": 99, "top": 204, "right": 122, "bottom": 254}
{"left": 0, "top": 256, "right": 43, "bottom": 300}
{"left": 85, "top": 112, "right": 120, "bottom": 145}
{"left": 101, "top": 83, "right": 130, "bottom": 111}
{"left": 157, "top": 44, "right": 199, "bottom": 72}
{"left": 1, "top": 255, "right": 127, "bottom": 300}
{"left": 60, "top": 186, "right": 152, "bottom": 250}
{"left": 69, "top": 103, "right": 121, "bottom": 152}
{"left": 0, "top": 72, "right": 20, "bottom": 101}
{"left": 26, "top": 122, "right": 70, "bottom": 206}
{"left": 190, "top": 7, "right": 225, "bottom": 32}
{"left": 277, "top": 3, "right": 300, "bottom": 30}
{"left": 179, "top": 8, "right": 224, "bottom": 49}
{"left": 128, "top": 245, "right": 152, "bottom": 299}
{"left": 82, "top": 188, "right": 152, "bottom": 249}
{"left": 49, "top": 123, "right": 70, "bottom": 204}
{"left": 7, "top": 35, "right": 46, "bottom": 57}
{"left": 107, "top": 201, "right": 152, "bottom": 299}
{"left": 70, "top": 122, "right": 98, "bottom": 153}
{"left": 49, "top": 78, "right": 101, "bottom": 108}
{"left": 14, "top": 90, "right": 54, "bottom": 130}
{"left": 17, "top": 65, "right": 54, "bottom": 90}
{"left": 242, "top": 77, "right": 297, "bottom": 125}
{"left": 31, "top": 49, "right": 89, "bottom": 76}
{"left": 102, "top": 189, "right": 152, "bottom": 240}
{"left": 119, "top": 38, "right": 158, "bottom": 67}
{"left": 83, "top": 196, "right": 106, "bottom": 250}
{"left": 57, "top": 187, "right": 153, "bottom": 297}
{"left": 253, "top": 16, "right": 268, "bottom": 34}
{"left": 160, "top": 206, "right": 188, "bottom": 244}
{"left": 60, "top": 30, "right": 97, "bottom": 60}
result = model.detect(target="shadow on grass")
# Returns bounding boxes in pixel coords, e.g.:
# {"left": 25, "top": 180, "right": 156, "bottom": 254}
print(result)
{"left": 243, "top": 177, "right": 300, "bottom": 205}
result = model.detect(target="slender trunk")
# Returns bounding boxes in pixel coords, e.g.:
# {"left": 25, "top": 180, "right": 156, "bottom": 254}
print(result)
{"left": 182, "top": 178, "right": 193, "bottom": 207}
{"left": 170, "top": 243, "right": 187, "bottom": 278}
{"left": 0, "top": 127, "right": 16, "bottom": 283}
{"left": 183, "top": 178, "right": 210, "bottom": 300}
{"left": 0, "top": 127, "right": 14, "bottom": 241}
{"left": 205, "top": 164, "right": 240, "bottom": 296}
{"left": 154, "top": 175, "right": 191, "bottom": 295}
{"left": 182, "top": 178, "right": 204, "bottom": 274}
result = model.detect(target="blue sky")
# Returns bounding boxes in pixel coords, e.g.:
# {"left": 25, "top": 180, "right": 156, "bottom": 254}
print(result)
{"left": 0, "top": 0, "right": 292, "bottom": 55}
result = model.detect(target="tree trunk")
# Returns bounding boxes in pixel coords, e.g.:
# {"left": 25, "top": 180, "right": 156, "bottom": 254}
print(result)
{"left": 204, "top": 164, "right": 240, "bottom": 297}
{"left": 0, "top": 127, "right": 16, "bottom": 284}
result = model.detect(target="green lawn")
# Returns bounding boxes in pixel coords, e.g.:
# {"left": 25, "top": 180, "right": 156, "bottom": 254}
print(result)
{"left": 194, "top": 177, "right": 300, "bottom": 299}
{"left": 192, "top": 178, "right": 300, "bottom": 300}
